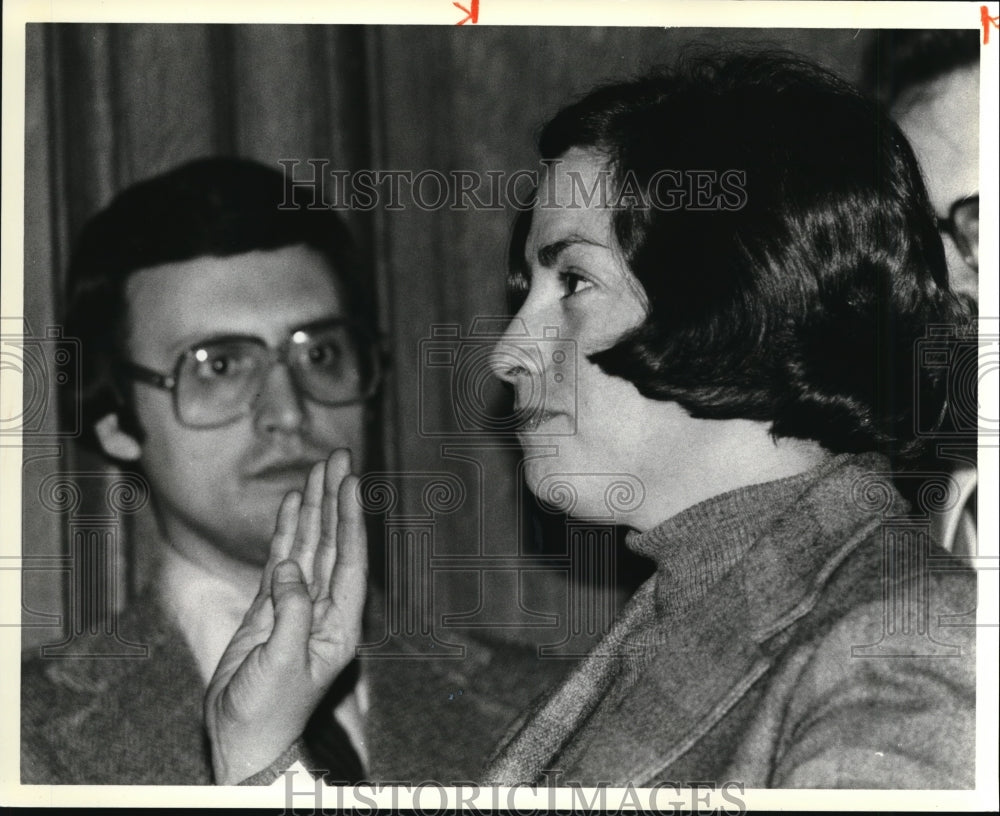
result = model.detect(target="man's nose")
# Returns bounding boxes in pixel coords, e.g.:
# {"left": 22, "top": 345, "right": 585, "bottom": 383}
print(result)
{"left": 253, "top": 361, "right": 307, "bottom": 434}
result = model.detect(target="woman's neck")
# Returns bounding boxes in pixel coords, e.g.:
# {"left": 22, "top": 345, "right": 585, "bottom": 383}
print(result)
{"left": 622, "top": 417, "right": 830, "bottom": 533}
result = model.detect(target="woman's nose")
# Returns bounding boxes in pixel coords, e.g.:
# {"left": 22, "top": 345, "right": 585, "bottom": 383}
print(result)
{"left": 490, "top": 317, "right": 542, "bottom": 385}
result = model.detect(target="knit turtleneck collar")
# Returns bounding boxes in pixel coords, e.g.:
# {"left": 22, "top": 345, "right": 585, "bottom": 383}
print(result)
{"left": 625, "top": 458, "right": 833, "bottom": 618}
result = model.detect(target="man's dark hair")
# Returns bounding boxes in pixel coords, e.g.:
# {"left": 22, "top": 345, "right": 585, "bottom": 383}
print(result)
{"left": 862, "top": 29, "right": 980, "bottom": 107}
{"left": 65, "top": 156, "right": 375, "bottom": 452}
{"left": 508, "top": 53, "right": 971, "bottom": 460}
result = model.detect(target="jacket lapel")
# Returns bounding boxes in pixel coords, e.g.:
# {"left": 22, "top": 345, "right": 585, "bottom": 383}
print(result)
{"left": 563, "top": 566, "right": 771, "bottom": 784}
{"left": 40, "top": 591, "right": 212, "bottom": 784}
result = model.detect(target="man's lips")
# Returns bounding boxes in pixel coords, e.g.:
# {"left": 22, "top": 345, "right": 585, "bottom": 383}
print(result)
{"left": 247, "top": 457, "right": 323, "bottom": 481}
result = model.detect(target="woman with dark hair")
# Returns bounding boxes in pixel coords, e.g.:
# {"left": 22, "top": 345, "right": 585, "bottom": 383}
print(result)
{"left": 206, "top": 53, "right": 976, "bottom": 789}
{"left": 477, "top": 53, "right": 976, "bottom": 789}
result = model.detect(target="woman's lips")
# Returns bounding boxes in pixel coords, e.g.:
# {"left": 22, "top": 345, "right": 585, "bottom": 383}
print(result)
{"left": 517, "top": 409, "right": 564, "bottom": 433}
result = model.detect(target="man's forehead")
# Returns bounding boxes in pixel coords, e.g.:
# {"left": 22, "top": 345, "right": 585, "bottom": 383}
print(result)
{"left": 892, "top": 65, "right": 979, "bottom": 212}
{"left": 121, "top": 245, "right": 344, "bottom": 359}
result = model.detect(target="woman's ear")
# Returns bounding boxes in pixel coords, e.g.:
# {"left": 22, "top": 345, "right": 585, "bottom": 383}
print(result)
{"left": 94, "top": 413, "right": 142, "bottom": 461}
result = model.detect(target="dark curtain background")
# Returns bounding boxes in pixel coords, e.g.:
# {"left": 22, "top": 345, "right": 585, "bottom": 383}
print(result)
{"left": 21, "top": 25, "right": 875, "bottom": 654}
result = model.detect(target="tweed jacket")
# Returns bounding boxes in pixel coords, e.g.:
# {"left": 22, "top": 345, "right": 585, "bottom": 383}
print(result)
{"left": 20, "top": 588, "right": 566, "bottom": 785}
{"left": 483, "top": 453, "right": 977, "bottom": 789}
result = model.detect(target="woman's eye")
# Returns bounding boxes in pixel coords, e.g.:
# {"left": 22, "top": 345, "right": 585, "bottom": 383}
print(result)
{"left": 559, "top": 270, "right": 593, "bottom": 297}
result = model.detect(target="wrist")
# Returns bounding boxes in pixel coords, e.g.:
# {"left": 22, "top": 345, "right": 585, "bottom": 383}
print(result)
{"left": 214, "top": 736, "right": 305, "bottom": 785}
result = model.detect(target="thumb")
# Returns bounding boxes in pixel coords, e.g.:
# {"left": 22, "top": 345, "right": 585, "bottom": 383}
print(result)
{"left": 265, "top": 560, "right": 312, "bottom": 669}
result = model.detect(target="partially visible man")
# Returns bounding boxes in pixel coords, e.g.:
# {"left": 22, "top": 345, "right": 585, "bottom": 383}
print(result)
{"left": 865, "top": 31, "right": 980, "bottom": 556}
{"left": 868, "top": 30, "right": 979, "bottom": 300}
{"left": 20, "top": 157, "right": 552, "bottom": 785}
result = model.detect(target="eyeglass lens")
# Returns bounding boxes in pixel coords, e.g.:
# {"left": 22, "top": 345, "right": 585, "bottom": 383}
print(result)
{"left": 175, "top": 324, "right": 373, "bottom": 426}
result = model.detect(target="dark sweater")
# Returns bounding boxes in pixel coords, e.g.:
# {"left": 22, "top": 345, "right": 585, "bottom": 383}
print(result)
{"left": 484, "top": 452, "right": 977, "bottom": 788}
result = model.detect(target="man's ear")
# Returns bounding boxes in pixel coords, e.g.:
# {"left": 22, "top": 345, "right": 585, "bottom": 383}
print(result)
{"left": 94, "top": 413, "right": 143, "bottom": 462}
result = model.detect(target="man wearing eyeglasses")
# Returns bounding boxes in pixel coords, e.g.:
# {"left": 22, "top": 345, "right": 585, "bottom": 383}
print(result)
{"left": 21, "top": 157, "right": 546, "bottom": 785}
{"left": 19, "top": 157, "right": 376, "bottom": 784}
{"left": 864, "top": 31, "right": 980, "bottom": 559}
{"left": 869, "top": 30, "right": 979, "bottom": 300}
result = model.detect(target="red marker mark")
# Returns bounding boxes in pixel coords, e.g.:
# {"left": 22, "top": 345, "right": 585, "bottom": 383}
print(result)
{"left": 454, "top": 0, "right": 479, "bottom": 25}
{"left": 983, "top": 5, "right": 998, "bottom": 44}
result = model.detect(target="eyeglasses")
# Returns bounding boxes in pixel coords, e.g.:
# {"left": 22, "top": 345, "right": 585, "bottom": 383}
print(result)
{"left": 937, "top": 194, "right": 978, "bottom": 274}
{"left": 122, "top": 318, "right": 381, "bottom": 428}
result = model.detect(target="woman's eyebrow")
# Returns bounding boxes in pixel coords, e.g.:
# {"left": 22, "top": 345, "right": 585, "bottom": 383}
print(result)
{"left": 536, "top": 235, "right": 609, "bottom": 267}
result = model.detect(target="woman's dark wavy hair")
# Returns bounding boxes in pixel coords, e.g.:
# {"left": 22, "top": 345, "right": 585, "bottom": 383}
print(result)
{"left": 65, "top": 156, "right": 375, "bottom": 453}
{"left": 508, "top": 52, "right": 972, "bottom": 460}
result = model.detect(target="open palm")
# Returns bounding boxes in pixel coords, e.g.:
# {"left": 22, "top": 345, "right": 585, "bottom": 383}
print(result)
{"left": 204, "top": 449, "right": 367, "bottom": 785}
